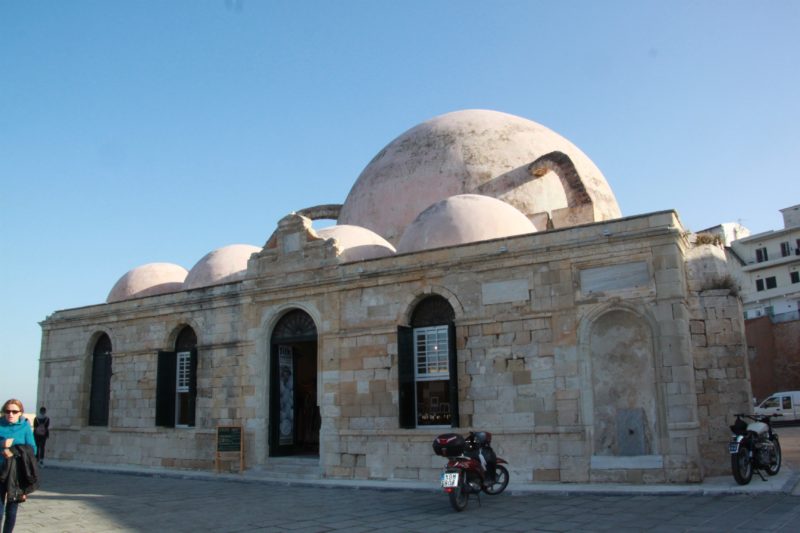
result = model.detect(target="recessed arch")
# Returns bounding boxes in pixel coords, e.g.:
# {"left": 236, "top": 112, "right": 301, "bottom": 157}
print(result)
{"left": 88, "top": 332, "right": 112, "bottom": 427}
{"left": 397, "top": 285, "right": 464, "bottom": 326}
{"left": 269, "top": 308, "right": 320, "bottom": 457}
{"left": 156, "top": 324, "right": 199, "bottom": 428}
{"left": 398, "top": 293, "right": 459, "bottom": 429}
{"left": 578, "top": 303, "right": 662, "bottom": 458}
{"left": 273, "top": 309, "right": 318, "bottom": 342}
{"left": 163, "top": 318, "right": 204, "bottom": 351}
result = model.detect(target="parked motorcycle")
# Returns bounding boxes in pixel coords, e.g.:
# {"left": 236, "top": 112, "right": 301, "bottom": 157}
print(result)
{"left": 433, "top": 431, "right": 509, "bottom": 512}
{"left": 728, "top": 413, "right": 782, "bottom": 485}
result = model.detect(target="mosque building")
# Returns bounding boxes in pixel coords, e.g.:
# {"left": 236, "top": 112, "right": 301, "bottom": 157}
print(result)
{"left": 38, "top": 109, "right": 751, "bottom": 483}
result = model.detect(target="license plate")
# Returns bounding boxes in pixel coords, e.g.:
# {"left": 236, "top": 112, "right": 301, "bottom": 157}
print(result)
{"left": 729, "top": 441, "right": 739, "bottom": 454}
{"left": 441, "top": 472, "right": 459, "bottom": 488}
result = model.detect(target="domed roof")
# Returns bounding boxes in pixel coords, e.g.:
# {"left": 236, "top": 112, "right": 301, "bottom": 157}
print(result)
{"left": 184, "top": 244, "right": 261, "bottom": 290}
{"left": 315, "top": 224, "right": 396, "bottom": 262}
{"left": 396, "top": 194, "right": 539, "bottom": 253}
{"left": 106, "top": 263, "right": 188, "bottom": 303}
{"left": 338, "top": 109, "right": 621, "bottom": 244}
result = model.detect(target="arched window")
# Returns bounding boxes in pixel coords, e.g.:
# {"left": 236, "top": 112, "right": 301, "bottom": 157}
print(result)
{"left": 156, "top": 326, "right": 198, "bottom": 428}
{"left": 88, "top": 333, "right": 112, "bottom": 426}
{"left": 398, "top": 295, "right": 458, "bottom": 428}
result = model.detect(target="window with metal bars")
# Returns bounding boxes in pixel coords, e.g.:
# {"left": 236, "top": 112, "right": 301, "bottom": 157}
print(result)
{"left": 415, "top": 326, "right": 449, "bottom": 379}
{"left": 156, "top": 327, "right": 197, "bottom": 428}
{"left": 176, "top": 351, "right": 191, "bottom": 392}
{"left": 398, "top": 295, "right": 459, "bottom": 429}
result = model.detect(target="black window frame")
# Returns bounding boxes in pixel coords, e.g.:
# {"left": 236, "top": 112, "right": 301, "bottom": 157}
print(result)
{"left": 765, "top": 276, "right": 777, "bottom": 290}
{"left": 791, "top": 271, "right": 799, "bottom": 284}
{"left": 756, "top": 279, "right": 765, "bottom": 292}
{"left": 88, "top": 333, "right": 112, "bottom": 426}
{"left": 398, "top": 295, "right": 459, "bottom": 429}
{"left": 756, "top": 247, "right": 768, "bottom": 263}
{"left": 156, "top": 327, "right": 198, "bottom": 428}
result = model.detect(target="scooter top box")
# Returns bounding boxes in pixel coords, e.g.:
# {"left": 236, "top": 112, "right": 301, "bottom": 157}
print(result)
{"left": 433, "top": 433, "right": 465, "bottom": 457}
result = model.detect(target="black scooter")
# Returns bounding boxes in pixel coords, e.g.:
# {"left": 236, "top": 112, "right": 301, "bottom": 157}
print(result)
{"left": 728, "top": 413, "right": 781, "bottom": 485}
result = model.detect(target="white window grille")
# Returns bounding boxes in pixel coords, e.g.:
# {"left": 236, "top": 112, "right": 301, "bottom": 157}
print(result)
{"left": 175, "top": 351, "right": 192, "bottom": 426}
{"left": 414, "top": 326, "right": 449, "bottom": 380}
{"left": 413, "top": 325, "right": 451, "bottom": 426}
{"left": 176, "top": 351, "right": 191, "bottom": 392}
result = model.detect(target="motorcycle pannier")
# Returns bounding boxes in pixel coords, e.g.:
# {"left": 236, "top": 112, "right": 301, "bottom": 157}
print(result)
{"left": 433, "top": 433, "right": 465, "bottom": 457}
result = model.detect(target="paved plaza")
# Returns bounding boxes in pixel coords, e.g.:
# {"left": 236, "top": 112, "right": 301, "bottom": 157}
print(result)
{"left": 5, "top": 466, "right": 798, "bottom": 533}
{"left": 10, "top": 426, "right": 800, "bottom": 532}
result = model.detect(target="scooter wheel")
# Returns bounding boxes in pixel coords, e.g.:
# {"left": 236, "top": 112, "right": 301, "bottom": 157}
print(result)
{"left": 483, "top": 465, "right": 509, "bottom": 495}
{"left": 448, "top": 474, "right": 469, "bottom": 512}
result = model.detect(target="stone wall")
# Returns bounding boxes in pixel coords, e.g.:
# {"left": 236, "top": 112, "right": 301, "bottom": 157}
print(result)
{"left": 688, "top": 289, "right": 752, "bottom": 476}
{"left": 39, "top": 211, "right": 739, "bottom": 484}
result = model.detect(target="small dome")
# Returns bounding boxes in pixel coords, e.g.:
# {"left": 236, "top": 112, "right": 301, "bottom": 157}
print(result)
{"left": 184, "top": 244, "right": 261, "bottom": 290}
{"left": 397, "top": 194, "right": 539, "bottom": 253}
{"left": 107, "top": 263, "right": 188, "bottom": 303}
{"left": 339, "top": 109, "right": 620, "bottom": 244}
{"left": 315, "top": 224, "right": 396, "bottom": 262}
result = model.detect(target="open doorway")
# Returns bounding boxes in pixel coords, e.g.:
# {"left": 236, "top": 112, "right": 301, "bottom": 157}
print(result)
{"left": 269, "top": 309, "right": 320, "bottom": 456}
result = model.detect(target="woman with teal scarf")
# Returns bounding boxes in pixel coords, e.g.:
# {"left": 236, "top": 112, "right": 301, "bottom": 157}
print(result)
{"left": 0, "top": 399, "right": 36, "bottom": 533}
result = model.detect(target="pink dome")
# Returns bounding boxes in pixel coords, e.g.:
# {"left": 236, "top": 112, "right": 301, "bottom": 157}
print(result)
{"left": 339, "top": 109, "right": 620, "bottom": 244}
{"left": 107, "top": 263, "right": 188, "bottom": 303}
{"left": 397, "top": 194, "right": 539, "bottom": 253}
{"left": 184, "top": 244, "right": 261, "bottom": 290}
{"left": 315, "top": 224, "right": 396, "bottom": 262}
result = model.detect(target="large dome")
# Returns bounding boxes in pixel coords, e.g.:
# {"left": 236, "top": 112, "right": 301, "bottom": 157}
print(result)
{"left": 315, "top": 224, "right": 396, "bottom": 262}
{"left": 397, "top": 194, "right": 539, "bottom": 253}
{"left": 184, "top": 244, "right": 261, "bottom": 290}
{"left": 338, "top": 109, "right": 621, "bottom": 244}
{"left": 107, "top": 263, "right": 188, "bottom": 303}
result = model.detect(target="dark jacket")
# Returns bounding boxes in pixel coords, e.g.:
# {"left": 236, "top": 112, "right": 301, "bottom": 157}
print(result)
{"left": 0, "top": 444, "right": 40, "bottom": 502}
{"left": 34, "top": 416, "right": 50, "bottom": 440}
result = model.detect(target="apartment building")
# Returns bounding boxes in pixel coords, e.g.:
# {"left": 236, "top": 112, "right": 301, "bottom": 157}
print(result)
{"left": 729, "top": 204, "right": 800, "bottom": 320}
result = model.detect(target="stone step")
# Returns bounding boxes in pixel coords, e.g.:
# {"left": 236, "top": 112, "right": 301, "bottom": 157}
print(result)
{"left": 250, "top": 456, "right": 323, "bottom": 480}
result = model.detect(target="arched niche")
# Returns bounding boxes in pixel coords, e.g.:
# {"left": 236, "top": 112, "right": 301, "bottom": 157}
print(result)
{"left": 587, "top": 308, "right": 659, "bottom": 457}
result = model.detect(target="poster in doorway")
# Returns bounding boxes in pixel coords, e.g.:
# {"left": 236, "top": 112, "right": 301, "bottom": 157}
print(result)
{"left": 278, "top": 346, "right": 294, "bottom": 445}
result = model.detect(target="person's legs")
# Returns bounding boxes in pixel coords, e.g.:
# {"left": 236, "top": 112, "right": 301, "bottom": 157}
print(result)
{"left": 34, "top": 437, "right": 44, "bottom": 463}
{"left": 2, "top": 499, "right": 17, "bottom": 533}
{"left": 0, "top": 489, "right": 17, "bottom": 533}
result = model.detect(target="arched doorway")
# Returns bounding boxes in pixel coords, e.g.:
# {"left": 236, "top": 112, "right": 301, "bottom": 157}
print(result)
{"left": 269, "top": 309, "right": 320, "bottom": 456}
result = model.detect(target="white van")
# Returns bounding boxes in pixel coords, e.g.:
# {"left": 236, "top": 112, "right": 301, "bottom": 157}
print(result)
{"left": 754, "top": 391, "right": 800, "bottom": 421}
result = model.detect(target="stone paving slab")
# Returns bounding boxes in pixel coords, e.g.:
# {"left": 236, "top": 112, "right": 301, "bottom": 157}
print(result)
{"left": 41, "top": 455, "right": 800, "bottom": 496}
{"left": 7, "top": 466, "right": 800, "bottom": 533}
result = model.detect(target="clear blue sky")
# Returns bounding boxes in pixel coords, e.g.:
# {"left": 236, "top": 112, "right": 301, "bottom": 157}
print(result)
{"left": 2, "top": 1, "right": 798, "bottom": 414}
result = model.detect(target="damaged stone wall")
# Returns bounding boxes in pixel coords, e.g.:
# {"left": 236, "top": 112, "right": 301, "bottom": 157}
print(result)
{"left": 689, "top": 288, "right": 753, "bottom": 476}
